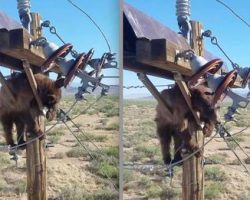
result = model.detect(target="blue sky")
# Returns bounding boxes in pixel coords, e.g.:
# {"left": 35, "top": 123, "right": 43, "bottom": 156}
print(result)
{"left": 0, "top": 0, "right": 119, "bottom": 85}
{"left": 124, "top": 0, "right": 250, "bottom": 97}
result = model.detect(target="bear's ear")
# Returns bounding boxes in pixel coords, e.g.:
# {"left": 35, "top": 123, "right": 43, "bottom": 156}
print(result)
{"left": 54, "top": 78, "right": 65, "bottom": 88}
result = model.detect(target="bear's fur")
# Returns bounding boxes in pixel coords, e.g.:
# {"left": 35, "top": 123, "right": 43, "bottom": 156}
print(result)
{"left": 0, "top": 73, "right": 63, "bottom": 147}
{"left": 155, "top": 84, "right": 219, "bottom": 165}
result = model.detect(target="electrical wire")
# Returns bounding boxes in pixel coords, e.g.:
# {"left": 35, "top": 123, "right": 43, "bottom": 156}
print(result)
{"left": 232, "top": 126, "right": 250, "bottom": 137}
{"left": 66, "top": 0, "right": 111, "bottom": 53}
{"left": 223, "top": 137, "right": 249, "bottom": 173}
{"left": 215, "top": 0, "right": 250, "bottom": 30}
{"left": 165, "top": 132, "right": 218, "bottom": 170}
{"left": 71, "top": 95, "right": 104, "bottom": 120}
{"left": 63, "top": 121, "right": 95, "bottom": 159}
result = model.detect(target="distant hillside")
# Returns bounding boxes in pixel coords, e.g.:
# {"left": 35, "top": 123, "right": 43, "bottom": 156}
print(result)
{"left": 62, "top": 85, "right": 119, "bottom": 97}
{"left": 125, "top": 90, "right": 248, "bottom": 101}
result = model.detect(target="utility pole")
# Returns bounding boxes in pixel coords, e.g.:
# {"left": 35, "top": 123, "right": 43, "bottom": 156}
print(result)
{"left": 182, "top": 21, "right": 204, "bottom": 200}
{"left": 24, "top": 13, "right": 47, "bottom": 200}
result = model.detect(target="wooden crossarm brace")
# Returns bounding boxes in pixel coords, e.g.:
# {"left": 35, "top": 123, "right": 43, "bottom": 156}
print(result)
{"left": 137, "top": 73, "right": 173, "bottom": 116}
{"left": 22, "top": 59, "right": 43, "bottom": 111}
{"left": 174, "top": 72, "right": 201, "bottom": 126}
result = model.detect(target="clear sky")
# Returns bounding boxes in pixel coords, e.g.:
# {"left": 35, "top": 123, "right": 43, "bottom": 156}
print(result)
{"left": 124, "top": 0, "right": 250, "bottom": 98}
{"left": 0, "top": 0, "right": 119, "bottom": 86}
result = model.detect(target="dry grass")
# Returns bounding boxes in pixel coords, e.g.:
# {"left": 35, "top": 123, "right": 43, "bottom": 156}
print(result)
{"left": 124, "top": 99, "right": 250, "bottom": 200}
{"left": 0, "top": 95, "right": 119, "bottom": 199}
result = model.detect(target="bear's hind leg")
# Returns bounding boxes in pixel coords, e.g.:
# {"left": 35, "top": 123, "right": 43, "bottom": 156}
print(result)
{"left": 15, "top": 118, "right": 26, "bottom": 149}
{"left": 172, "top": 132, "right": 183, "bottom": 164}
{"left": 157, "top": 125, "right": 173, "bottom": 165}
{"left": 2, "top": 118, "right": 15, "bottom": 147}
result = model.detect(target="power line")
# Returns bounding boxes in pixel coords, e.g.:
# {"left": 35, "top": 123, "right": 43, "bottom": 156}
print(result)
{"left": 223, "top": 137, "right": 249, "bottom": 173}
{"left": 66, "top": 0, "right": 112, "bottom": 53}
{"left": 215, "top": 0, "right": 250, "bottom": 30}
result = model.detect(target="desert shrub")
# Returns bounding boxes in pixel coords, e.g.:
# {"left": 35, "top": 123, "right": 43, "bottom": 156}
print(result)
{"left": 78, "top": 132, "right": 108, "bottom": 142}
{"left": 14, "top": 179, "right": 27, "bottom": 195}
{"left": 205, "top": 167, "right": 227, "bottom": 181}
{"left": 103, "top": 146, "right": 119, "bottom": 158}
{"left": 235, "top": 115, "right": 250, "bottom": 127}
{"left": 123, "top": 170, "right": 135, "bottom": 183}
{"left": 245, "top": 157, "right": 250, "bottom": 164}
{"left": 88, "top": 160, "right": 118, "bottom": 179}
{"left": 0, "top": 179, "right": 6, "bottom": 191}
{"left": 53, "top": 152, "right": 65, "bottom": 159}
{"left": 137, "top": 176, "right": 152, "bottom": 189}
{"left": 160, "top": 186, "right": 180, "bottom": 200}
{"left": 66, "top": 147, "right": 86, "bottom": 158}
{"left": 135, "top": 145, "right": 160, "bottom": 158}
{"left": 207, "top": 153, "right": 227, "bottom": 163}
{"left": 47, "top": 129, "right": 65, "bottom": 144}
{"left": 238, "top": 191, "right": 250, "bottom": 200}
{"left": 205, "top": 182, "right": 224, "bottom": 200}
{"left": 57, "top": 187, "right": 118, "bottom": 200}
{"left": 0, "top": 153, "right": 11, "bottom": 167}
{"left": 146, "top": 185, "right": 162, "bottom": 198}
{"left": 105, "top": 122, "right": 119, "bottom": 131}
{"left": 226, "top": 136, "right": 244, "bottom": 150}
{"left": 88, "top": 146, "right": 118, "bottom": 179}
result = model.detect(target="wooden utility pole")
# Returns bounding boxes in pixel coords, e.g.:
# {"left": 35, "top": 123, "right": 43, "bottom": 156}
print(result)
{"left": 25, "top": 13, "right": 47, "bottom": 200}
{"left": 123, "top": 4, "right": 243, "bottom": 200}
{"left": 182, "top": 21, "right": 205, "bottom": 200}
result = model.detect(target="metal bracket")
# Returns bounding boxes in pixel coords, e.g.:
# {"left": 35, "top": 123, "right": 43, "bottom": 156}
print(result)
{"left": 56, "top": 108, "right": 70, "bottom": 122}
{"left": 224, "top": 89, "right": 250, "bottom": 123}
{"left": 76, "top": 69, "right": 110, "bottom": 98}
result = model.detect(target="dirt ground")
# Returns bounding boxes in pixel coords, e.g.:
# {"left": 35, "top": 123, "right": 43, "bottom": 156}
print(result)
{"left": 0, "top": 95, "right": 119, "bottom": 200}
{"left": 123, "top": 99, "right": 250, "bottom": 200}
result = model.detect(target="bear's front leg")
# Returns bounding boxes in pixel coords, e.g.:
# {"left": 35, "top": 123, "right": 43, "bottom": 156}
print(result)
{"left": 24, "top": 111, "right": 44, "bottom": 140}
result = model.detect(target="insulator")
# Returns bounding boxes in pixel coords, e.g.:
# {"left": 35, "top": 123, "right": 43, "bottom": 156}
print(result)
{"left": 17, "top": 0, "right": 31, "bottom": 31}
{"left": 176, "top": 0, "right": 191, "bottom": 17}
{"left": 17, "top": 0, "right": 31, "bottom": 14}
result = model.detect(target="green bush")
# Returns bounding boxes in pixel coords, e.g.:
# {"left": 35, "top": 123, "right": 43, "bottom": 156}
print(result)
{"left": 66, "top": 147, "right": 86, "bottom": 158}
{"left": 160, "top": 186, "right": 180, "bottom": 200}
{"left": 0, "top": 153, "right": 11, "bottom": 167}
{"left": 0, "top": 179, "right": 6, "bottom": 191}
{"left": 238, "top": 191, "right": 250, "bottom": 200}
{"left": 103, "top": 146, "right": 119, "bottom": 158}
{"left": 146, "top": 185, "right": 162, "bottom": 198}
{"left": 57, "top": 187, "right": 118, "bottom": 200}
{"left": 14, "top": 179, "right": 27, "bottom": 195}
{"left": 207, "top": 154, "right": 227, "bottom": 163}
{"left": 105, "top": 122, "right": 119, "bottom": 131}
{"left": 47, "top": 129, "right": 65, "bottom": 144}
{"left": 138, "top": 176, "right": 152, "bottom": 189}
{"left": 205, "top": 167, "right": 227, "bottom": 181}
{"left": 77, "top": 132, "right": 108, "bottom": 143}
{"left": 245, "top": 157, "right": 250, "bottom": 164}
{"left": 205, "top": 182, "right": 224, "bottom": 200}
{"left": 135, "top": 145, "right": 160, "bottom": 158}
{"left": 123, "top": 170, "right": 135, "bottom": 184}
{"left": 89, "top": 160, "right": 118, "bottom": 179}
